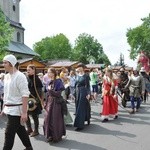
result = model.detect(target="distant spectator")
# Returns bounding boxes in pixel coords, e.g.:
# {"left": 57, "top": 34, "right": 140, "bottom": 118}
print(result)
{"left": 0, "top": 73, "right": 4, "bottom": 112}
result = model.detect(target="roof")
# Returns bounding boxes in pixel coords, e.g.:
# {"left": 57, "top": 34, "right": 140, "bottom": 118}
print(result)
{"left": 111, "top": 66, "right": 133, "bottom": 71}
{"left": 17, "top": 58, "right": 33, "bottom": 64}
{"left": 86, "top": 64, "right": 105, "bottom": 68}
{"left": 50, "top": 61, "right": 79, "bottom": 67}
{"left": 0, "top": 58, "right": 46, "bottom": 70}
{"left": 6, "top": 16, "right": 25, "bottom": 30}
{"left": 8, "top": 41, "right": 39, "bottom": 56}
{"left": 18, "top": 58, "right": 46, "bottom": 69}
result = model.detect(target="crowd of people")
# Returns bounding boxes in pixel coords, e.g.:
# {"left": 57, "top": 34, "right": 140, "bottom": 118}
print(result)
{"left": 0, "top": 54, "right": 150, "bottom": 150}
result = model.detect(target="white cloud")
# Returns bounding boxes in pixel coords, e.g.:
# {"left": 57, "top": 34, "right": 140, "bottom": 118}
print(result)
{"left": 20, "top": 0, "right": 150, "bottom": 67}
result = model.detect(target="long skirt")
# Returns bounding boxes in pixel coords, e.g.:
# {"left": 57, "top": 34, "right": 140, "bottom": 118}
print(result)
{"left": 101, "top": 95, "right": 116, "bottom": 119}
{"left": 74, "top": 87, "right": 91, "bottom": 129}
{"left": 43, "top": 97, "right": 66, "bottom": 142}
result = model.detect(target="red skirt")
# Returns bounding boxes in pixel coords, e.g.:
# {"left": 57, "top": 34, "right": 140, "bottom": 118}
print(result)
{"left": 101, "top": 95, "right": 117, "bottom": 118}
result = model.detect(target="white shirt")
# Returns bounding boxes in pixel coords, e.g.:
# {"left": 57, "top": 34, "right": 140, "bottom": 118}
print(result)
{"left": 3, "top": 71, "right": 30, "bottom": 116}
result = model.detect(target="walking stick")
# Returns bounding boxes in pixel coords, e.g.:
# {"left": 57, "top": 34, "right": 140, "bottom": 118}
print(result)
{"left": 114, "top": 92, "right": 131, "bottom": 114}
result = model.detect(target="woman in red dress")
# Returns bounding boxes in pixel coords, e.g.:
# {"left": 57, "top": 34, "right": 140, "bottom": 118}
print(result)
{"left": 100, "top": 68, "right": 118, "bottom": 122}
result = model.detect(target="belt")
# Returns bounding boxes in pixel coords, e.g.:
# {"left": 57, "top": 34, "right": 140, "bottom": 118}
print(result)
{"left": 131, "top": 85, "right": 140, "bottom": 89}
{"left": 5, "top": 103, "right": 22, "bottom": 107}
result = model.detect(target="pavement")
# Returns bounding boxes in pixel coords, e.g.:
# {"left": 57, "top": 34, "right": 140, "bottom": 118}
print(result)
{"left": 0, "top": 96, "right": 150, "bottom": 150}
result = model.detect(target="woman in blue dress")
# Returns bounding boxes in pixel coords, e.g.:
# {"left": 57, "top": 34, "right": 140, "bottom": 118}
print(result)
{"left": 74, "top": 63, "right": 91, "bottom": 131}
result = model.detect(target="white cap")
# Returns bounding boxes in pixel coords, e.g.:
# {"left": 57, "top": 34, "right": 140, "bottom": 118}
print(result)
{"left": 140, "top": 67, "right": 146, "bottom": 72}
{"left": 3, "top": 54, "right": 17, "bottom": 67}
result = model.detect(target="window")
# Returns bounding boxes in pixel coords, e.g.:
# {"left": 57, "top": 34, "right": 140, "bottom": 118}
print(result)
{"left": 13, "top": 5, "right": 16, "bottom": 11}
{"left": 17, "top": 32, "right": 21, "bottom": 42}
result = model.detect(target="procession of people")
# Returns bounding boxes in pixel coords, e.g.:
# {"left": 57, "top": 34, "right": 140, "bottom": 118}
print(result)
{"left": 0, "top": 54, "right": 150, "bottom": 150}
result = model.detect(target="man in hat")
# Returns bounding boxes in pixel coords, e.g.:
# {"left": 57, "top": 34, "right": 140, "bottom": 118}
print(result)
{"left": 1, "top": 54, "right": 33, "bottom": 150}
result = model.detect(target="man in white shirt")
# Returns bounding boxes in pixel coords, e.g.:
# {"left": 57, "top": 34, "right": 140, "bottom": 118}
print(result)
{"left": 1, "top": 54, "right": 33, "bottom": 150}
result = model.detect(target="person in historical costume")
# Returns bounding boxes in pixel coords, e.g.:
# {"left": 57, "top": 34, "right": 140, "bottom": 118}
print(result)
{"left": 63, "top": 70, "right": 75, "bottom": 125}
{"left": 60, "top": 67, "right": 70, "bottom": 104}
{"left": 125, "top": 69, "right": 145, "bottom": 114}
{"left": 100, "top": 68, "right": 117, "bottom": 122}
{"left": 138, "top": 51, "right": 150, "bottom": 72}
{"left": 118, "top": 67, "right": 130, "bottom": 107}
{"left": 43, "top": 68, "right": 66, "bottom": 142}
{"left": 74, "top": 63, "right": 91, "bottom": 131}
{"left": 140, "top": 67, "right": 150, "bottom": 102}
{"left": 113, "top": 73, "right": 119, "bottom": 119}
{"left": 0, "top": 73, "right": 4, "bottom": 112}
{"left": 1, "top": 54, "right": 33, "bottom": 150}
{"left": 26, "top": 65, "right": 43, "bottom": 137}
{"left": 68, "top": 70, "right": 76, "bottom": 102}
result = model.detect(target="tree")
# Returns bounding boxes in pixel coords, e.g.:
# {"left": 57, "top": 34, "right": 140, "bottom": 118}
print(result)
{"left": 114, "top": 53, "right": 125, "bottom": 66}
{"left": 0, "top": 7, "right": 13, "bottom": 60}
{"left": 71, "top": 33, "right": 111, "bottom": 65}
{"left": 33, "top": 33, "right": 72, "bottom": 60}
{"left": 126, "top": 14, "right": 150, "bottom": 59}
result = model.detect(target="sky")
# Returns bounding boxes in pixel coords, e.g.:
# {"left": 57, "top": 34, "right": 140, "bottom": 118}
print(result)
{"left": 20, "top": 0, "right": 150, "bottom": 67}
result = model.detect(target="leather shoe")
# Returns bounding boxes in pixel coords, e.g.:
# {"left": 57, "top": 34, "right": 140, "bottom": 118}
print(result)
{"left": 30, "top": 131, "right": 39, "bottom": 137}
{"left": 87, "top": 120, "right": 90, "bottom": 125}
{"left": 75, "top": 128, "right": 83, "bottom": 131}
{"left": 114, "top": 115, "right": 118, "bottom": 119}
{"left": 102, "top": 118, "right": 108, "bottom": 123}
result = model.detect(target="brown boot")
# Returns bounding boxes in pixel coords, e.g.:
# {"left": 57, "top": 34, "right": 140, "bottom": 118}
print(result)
{"left": 26, "top": 128, "right": 33, "bottom": 135}
{"left": 30, "top": 130, "right": 39, "bottom": 137}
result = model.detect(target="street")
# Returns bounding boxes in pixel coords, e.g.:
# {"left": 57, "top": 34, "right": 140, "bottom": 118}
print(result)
{"left": 0, "top": 97, "right": 150, "bottom": 150}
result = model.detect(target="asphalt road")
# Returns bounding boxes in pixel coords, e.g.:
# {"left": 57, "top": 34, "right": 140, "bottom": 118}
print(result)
{"left": 0, "top": 96, "right": 150, "bottom": 150}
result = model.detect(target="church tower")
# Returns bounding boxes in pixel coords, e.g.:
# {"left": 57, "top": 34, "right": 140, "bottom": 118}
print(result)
{"left": 0, "top": 0, "right": 24, "bottom": 43}
{"left": 0, "top": 0, "right": 38, "bottom": 58}
{"left": 0, "top": 0, "right": 20, "bottom": 22}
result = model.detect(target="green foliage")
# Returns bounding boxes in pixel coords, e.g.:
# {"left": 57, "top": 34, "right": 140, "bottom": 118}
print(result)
{"left": 71, "top": 33, "right": 111, "bottom": 65}
{"left": 33, "top": 33, "right": 72, "bottom": 60}
{"left": 33, "top": 32, "right": 111, "bottom": 65}
{"left": 126, "top": 14, "right": 150, "bottom": 59}
{"left": 0, "top": 7, "right": 13, "bottom": 59}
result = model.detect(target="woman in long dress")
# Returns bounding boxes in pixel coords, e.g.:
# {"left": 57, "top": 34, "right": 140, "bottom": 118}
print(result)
{"left": 43, "top": 68, "right": 66, "bottom": 142}
{"left": 100, "top": 68, "right": 117, "bottom": 122}
{"left": 74, "top": 63, "right": 91, "bottom": 131}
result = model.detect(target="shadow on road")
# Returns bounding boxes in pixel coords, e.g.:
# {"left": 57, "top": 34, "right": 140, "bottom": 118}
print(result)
{"left": 48, "top": 138, "right": 107, "bottom": 150}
